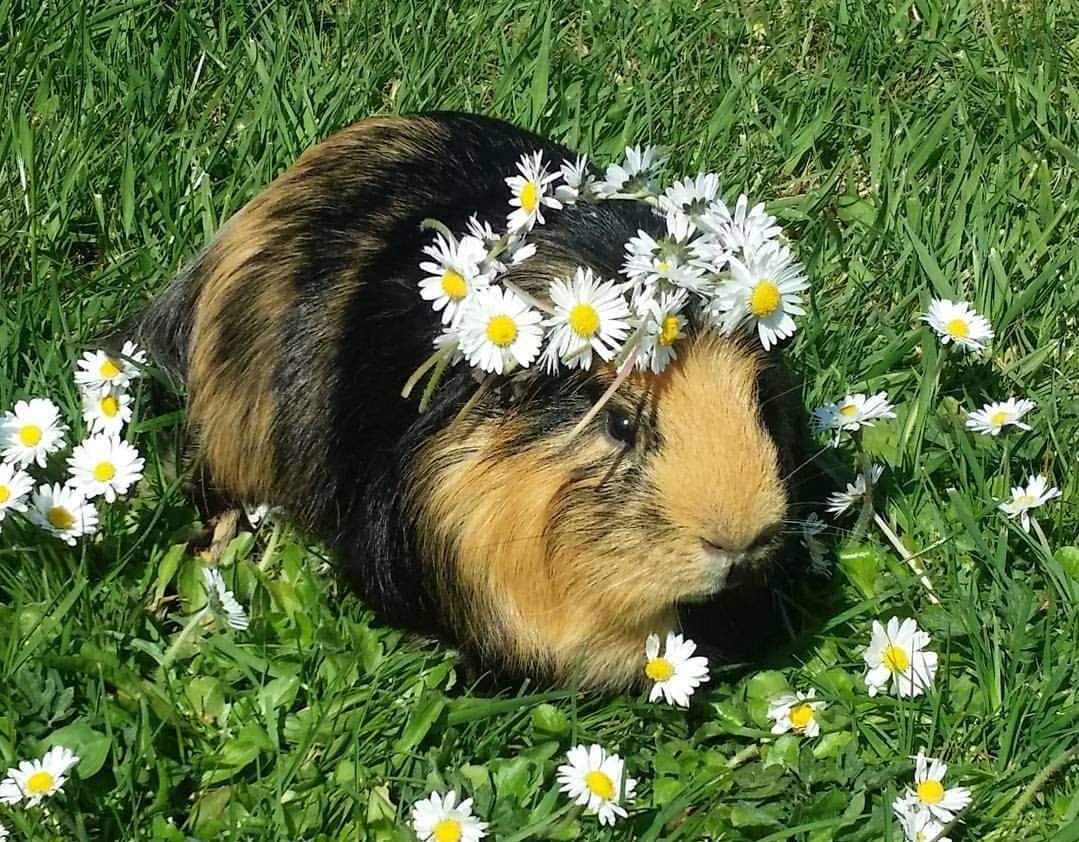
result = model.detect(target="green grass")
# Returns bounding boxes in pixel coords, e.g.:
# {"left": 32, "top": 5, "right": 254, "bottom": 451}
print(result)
{"left": 1, "top": 0, "right": 1078, "bottom": 839}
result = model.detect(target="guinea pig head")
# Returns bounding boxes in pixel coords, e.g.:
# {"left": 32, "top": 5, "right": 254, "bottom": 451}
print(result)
{"left": 410, "top": 329, "right": 796, "bottom": 690}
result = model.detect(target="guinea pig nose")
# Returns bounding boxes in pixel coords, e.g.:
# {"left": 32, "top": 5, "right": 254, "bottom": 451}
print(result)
{"left": 702, "top": 524, "right": 781, "bottom": 555}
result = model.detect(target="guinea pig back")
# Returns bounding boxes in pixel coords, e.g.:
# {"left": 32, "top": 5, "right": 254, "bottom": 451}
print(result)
{"left": 139, "top": 112, "right": 809, "bottom": 690}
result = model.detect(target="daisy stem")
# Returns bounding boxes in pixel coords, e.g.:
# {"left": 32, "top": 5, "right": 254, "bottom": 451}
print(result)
{"left": 871, "top": 512, "right": 939, "bottom": 604}
{"left": 418, "top": 348, "right": 454, "bottom": 413}
{"left": 1030, "top": 517, "right": 1053, "bottom": 559}
{"left": 257, "top": 520, "right": 282, "bottom": 573}
{"left": 850, "top": 450, "right": 876, "bottom": 541}
{"left": 401, "top": 342, "right": 456, "bottom": 400}
{"left": 160, "top": 606, "right": 210, "bottom": 669}
{"left": 418, "top": 217, "right": 455, "bottom": 241}
{"left": 567, "top": 345, "right": 640, "bottom": 440}
{"left": 502, "top": 277, "right": 555, "bottom": 315}
{"left": 727, "top": 744, "right": 760, "bottom": 769}
{"left": 451, "top": 374, "right": 495, "bottom": 427}
{"left": 1005, "top": 741, "right": 1079, "bottom": 822}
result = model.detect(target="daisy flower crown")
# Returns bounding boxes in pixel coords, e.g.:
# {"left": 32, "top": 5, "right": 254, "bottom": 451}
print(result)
{"left": 405, "top": 146, "right": 810, "bottom": 427}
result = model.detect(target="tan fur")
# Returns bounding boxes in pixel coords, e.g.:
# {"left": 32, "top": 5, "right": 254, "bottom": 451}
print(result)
{"left": 414, "top": 333, "right": 786, "bottom": 688}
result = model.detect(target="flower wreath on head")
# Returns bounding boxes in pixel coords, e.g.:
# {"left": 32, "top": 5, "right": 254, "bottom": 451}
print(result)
{"left": 404, "top": 144, "right": 810, "bottom": 432}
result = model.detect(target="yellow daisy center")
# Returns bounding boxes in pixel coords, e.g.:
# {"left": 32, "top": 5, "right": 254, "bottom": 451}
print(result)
{"left": 1015, "top": 493, "right": 1037, "bottom": 507}
{"left": 989, "top": 410, "right": 1009, "bottom": 426}
{"left": 48, "top": 506, "right": 74, "bottom": 530}
{"left": 916, "top": 779, "right": 945, "bottom": 804}
{"left": 432, "top": 819, "right": 462, "bottom": 842}
{"left": 0, "top": 485, "right": 9, "bottom": 504}
{"left": 25, "top": 769, "right": 55, "bottom": 795}
{"left": 839, "top": 403, "right": 859, "bottom": 417}
{"left": 18, "top": 424, "right": 43, "bottom": 446}
{"left": 658, "top": 315, "right": 681, "bottom": 347}
{"left": 486, "top": 314, "right": 518, "bottom": 347}
{"left": 789, "top": 703, "right": 815, "bottom": 731}
{"left": 93, "top": 461, "right": 116, "bottom": 482}
{"left": 520, "top": 181, "right": 539, "bottom": 213}
{"left": 568, "top": 303, "right": 600, "bottom": 337}
{"left": 440, "top": 269, "right": 468, "bottom": 300}
{"left": 749, "top": 281, "right": 781, "bottom": 317}
{"left": 584, "top": 770, "right": 616, "bottom": 801}
{"left": 882, "top": 644, "right": 910, "bottom": 673}
{"left": 657, "top": 259, "right": 671, "bottom": 273}
{"left": 101, "top": 395, "right": 120, "bottom": 417}
{"left": 945, "top": 318, "right": 969, "bottom": 338}
{"left": 99, "top": 357, "right": 122, "bottom": 378}
{"left": 645, "top": 657, "right": 675, "bottom": 682}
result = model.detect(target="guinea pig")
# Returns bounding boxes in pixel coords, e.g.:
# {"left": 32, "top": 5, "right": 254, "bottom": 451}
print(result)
{"left": 138, "top": 112, "right": 811, "bottom": 690}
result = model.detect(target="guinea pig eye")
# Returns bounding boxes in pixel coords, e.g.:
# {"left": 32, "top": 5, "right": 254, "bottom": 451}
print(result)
{"left": 604, "top": 408, "right": 637, "bottom": 447}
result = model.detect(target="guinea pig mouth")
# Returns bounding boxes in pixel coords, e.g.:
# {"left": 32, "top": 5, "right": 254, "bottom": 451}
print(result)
{"left": 690, "top": 541, "right": 772, "bottom": 599}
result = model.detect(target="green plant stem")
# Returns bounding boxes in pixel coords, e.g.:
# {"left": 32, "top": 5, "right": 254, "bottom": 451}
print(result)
{"left": 1005, "top": 742, "right": 1079, "bottom": 822}
{"left": 257, "top": 521, "right": 283, "bottom": 572}
{"left": 159, "top": 606, "right": 209, "bottom": 670}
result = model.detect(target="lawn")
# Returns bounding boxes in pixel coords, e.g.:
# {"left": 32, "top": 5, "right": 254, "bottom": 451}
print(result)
{"left": 1, "top": 1, "right": 1077, "bottom": 840}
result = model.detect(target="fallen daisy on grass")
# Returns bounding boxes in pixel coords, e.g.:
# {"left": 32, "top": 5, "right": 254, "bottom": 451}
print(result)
{"left": 922, "top": 298, "right": 993, "bottom": 352}
{"left": 557, "top": 743, "right": 637, "bottom": 826}
{"left": 643, "top": 631, "right": 710, "bottom": 707}
{"left": 998, "top": 473, "right": 1061, "bottom": 533}
{"left": 67, "top": 435, "right": 144, "bottom": 503}
{"left": 28, "top": 483, "right": 98, "bottom": 545}
{"left": 812, "top": 391, "right": 896, "bottom": 443}
{"left": 0, "top": 745, "right": 80, "bottom": 806}
{"left": 826, "top": 464, "right": 884, "bottom": 516}
{"left": 767, "top": 689, "right": 825, "bottom": 738}
{"left": 894, "top": 750, "right": 972, "bottom": 822}
{"left": 894, "top": 803, "right": 952, "bottom": 842}
{"left": 202, "top": 567, "right": 250, "bottom": 631}
{"left": 0, "top": 398, "right": 68, "bottom": 469}
{"left": 965, "top": 397, "right": 1035, "bottom": 436}
{"left": 863, "top": 617, "right": 938, "bottom": 697}
{"left": 410, "top": 790, "right": 488, "bottom": 842}
{"left": 0, "top": 462, "right": 34, "bottom": 525}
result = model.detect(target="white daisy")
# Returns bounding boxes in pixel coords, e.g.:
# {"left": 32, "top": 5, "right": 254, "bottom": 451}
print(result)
{"left": 767, "top": 689, "right": 826, "bottom": 738}
{"left": 893, "top": 804, "right": 952, "bottom": 842}
{"left": 0, "top": 820, "right": 7, "bottom": 840}
{"left": 419, "top": 232, "right": 491, "bottom": 325}
{"left": 637, "top": 290, "right": 689, "bottom": 374}
{"left": 457, "top": 286, "right": 544, "bottom": 375}
{"left": 67, "top": 435, "right": 144, "bottom": 503}
{"left": 27, "top": 483, "right": 98, "bottom": 546}
{"left": 643, "top": 631, "right": 710, "bottom": 707}
{"left": 1, "top": 398, "right": 68, "bottom": 468}
{"left": 998, "top": 473, "right": 1061, "bottom": 533}
{"left": 922, "top": 299, "right": 994, "bottom": 352}
{"left": 202, "top": 566, "right": 250, "bottom": 631}
{"left": 74, "top": 340, "right": 146, "bottom": 394}
{"left": 543, "top": 268, "right": 631, "bottom": 371}
{"left": 0, "top": 462, "right": 34, "bottom": 524}
{"left": 599, "top": 144, "right": 666, "bottom": 197}
{"left": 658, "top": 172, "right": 721, "bottom": 220}
{"left": 700, "top": 194, "right": 783, "bottom": 254}
{"left": 555, "top": 155, "right": 598, "bottom": 204}
{"left": 800, "top": 513, "right": 830, "bottom": 575}
{"left": 825, "top": 464, "right": 884, "bottom": 516}
{"left": 623, "top": 211, "right": 712, "bottom": 297}
{"left": 81, "top": 387, "right": 133, "bottom": 436}
{"left": 711, "top": 241, "right": 808, "bottom": 351}
{"left": 965, "top": 397, "right": 1035, "bottom": 436}
{"left": 812, "top": 391, "right": 896, "bottom": 443}
{"left": 556, "top": 744, "right": 637, "bottom": 826}
{"left": 0, "top": 745, "right": 80, "bottom": 806}
{"left": 863, "top": 617, "right": 938, "bottom": 698}
{"left": 410, "top": 790, "right": 488, "bottom": 842}
{"left": 894, "top": 751, "right": 973, "bottom": 822}
{"left": 505, "top": 150, "right": 562, "bottom": 232}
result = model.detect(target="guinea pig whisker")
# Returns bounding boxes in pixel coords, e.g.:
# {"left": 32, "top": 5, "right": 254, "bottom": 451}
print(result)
{"left": 780, "top": 444, "right": 832, "bottom": 483}
{"left": 759, "top": 378, "right": 807, "bottom": 408}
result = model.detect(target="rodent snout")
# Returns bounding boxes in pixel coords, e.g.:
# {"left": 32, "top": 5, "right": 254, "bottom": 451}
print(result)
{"left": 700, "top": 522, "right": 781, "bottom": 556}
